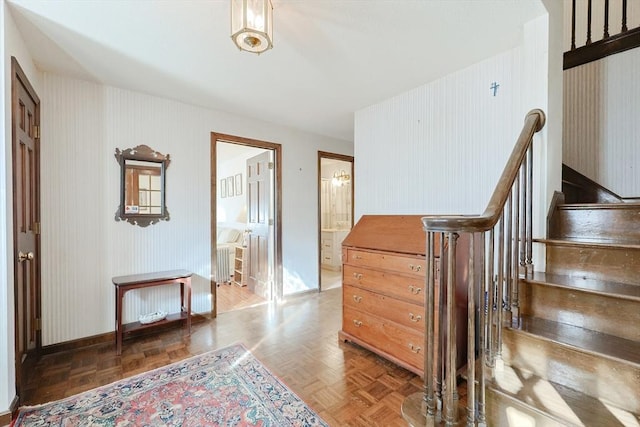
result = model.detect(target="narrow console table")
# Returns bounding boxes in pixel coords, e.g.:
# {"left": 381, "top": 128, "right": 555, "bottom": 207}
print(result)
{"left": 112, "top": 269, "right": 193, "bottom": 355}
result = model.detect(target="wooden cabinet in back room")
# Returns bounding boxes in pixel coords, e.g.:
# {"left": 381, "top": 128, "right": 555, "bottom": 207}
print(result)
{"left": 339, "top": 215, "right": 473, "bottom": 377}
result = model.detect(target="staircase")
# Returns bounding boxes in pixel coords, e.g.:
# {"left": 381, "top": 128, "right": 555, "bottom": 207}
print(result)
{"left": 401, "top": 111, "right": 640, "bottom": 427}
{"left": 486, "top": 198, "right": 640, "bottom": 425}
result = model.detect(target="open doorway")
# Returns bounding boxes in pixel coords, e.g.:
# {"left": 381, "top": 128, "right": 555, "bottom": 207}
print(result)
{"left": 318, "top": 152, "right": 354, "bottom": 291}
{"left": 211, "top": 133, "right": 282, "bottom": 315}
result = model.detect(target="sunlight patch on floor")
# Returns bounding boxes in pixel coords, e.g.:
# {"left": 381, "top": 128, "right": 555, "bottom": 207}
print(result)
{"left": 532, "top": 379, "right": 584, "bottom": 426}
{"left": 600, "top": 400, "right": 640, "bottom": 427}
{"left": 494, "top": 364, "right": 524, "bottom": 394}
{"left": 506, "top": 407, "right": 535, "bottom": 427}
{"left": 495, "top": 364, "right": 585, "bottom": 427}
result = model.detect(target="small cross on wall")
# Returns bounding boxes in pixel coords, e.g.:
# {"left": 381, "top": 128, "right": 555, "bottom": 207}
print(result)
{"left": 490, "top": 82, "right": 500, "bottom": 96}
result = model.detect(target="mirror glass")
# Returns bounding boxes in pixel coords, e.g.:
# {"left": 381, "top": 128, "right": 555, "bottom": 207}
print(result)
{"left": 124, "top": 159, "right": 163, "bottom": 215}
{"left": 115, "top": 145, "right": 170, "bottom": 227}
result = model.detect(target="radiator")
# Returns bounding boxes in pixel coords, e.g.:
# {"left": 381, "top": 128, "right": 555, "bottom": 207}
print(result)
{"left": 215, "top": 246, "right": 232, "bottom": 283}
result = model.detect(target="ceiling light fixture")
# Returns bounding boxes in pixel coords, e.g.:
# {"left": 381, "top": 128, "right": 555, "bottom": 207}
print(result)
{"left": 332, "top": 170, "right": 350, "bottom": 187}
{"left": 231, "top": 0, "right": 273, "bottom": 54}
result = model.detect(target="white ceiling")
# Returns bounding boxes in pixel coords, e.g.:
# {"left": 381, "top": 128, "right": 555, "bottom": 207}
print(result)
{"left": 7, "top": 0, "right": 546, "bottom": 142}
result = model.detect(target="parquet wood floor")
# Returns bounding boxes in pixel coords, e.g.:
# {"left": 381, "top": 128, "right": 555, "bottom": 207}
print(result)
{"left": 21, "top": 288, "right": 429, "bottom": 426}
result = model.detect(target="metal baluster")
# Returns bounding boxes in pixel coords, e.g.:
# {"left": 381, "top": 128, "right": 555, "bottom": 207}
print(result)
{"left": 496, "top": 215, "right": 504, "bottom": 360}
{"left": 622, "top": 0, "right": 628, "bottom": 31}
{"left": 424, "top": 232, "right": 436, "bottom": 416}
{"left": 486, "top": 229, "right": 495, "bottom": 367}
{"left": 587, "top": 0, "right": 593, "bottom": 45}
{"left": 519, "top": 166, "right": 527, "bottom": 270}
{"left": 526, "top": 146, "right": 534, "bottom": 273}
{"left": 505, "top": 194, "right": 513, "bottom": 325}
{"left": 443, "top": 232, "right": 459, "bottom": 424}
{"left": 512, "top": 176, "right": 521, "bottom": 323}
{"left": 604, "top": 0, "right": 610, "bottom": 38}
{"left": 466, "top": 234, "right": 476, "bottom": 427}
{"left": 477, "top": 231, "right": 487, "bottom": 425}
{"left": 571, "top": 0, "right": 577, "bottom": 50}
{"left": 436, "top": 233, "right": 445, "bottom": 412}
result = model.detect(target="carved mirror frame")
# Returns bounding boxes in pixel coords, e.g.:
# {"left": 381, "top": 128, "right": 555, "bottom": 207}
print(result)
{"left": 114, "top": 144, "right": 171, "bottom": 227}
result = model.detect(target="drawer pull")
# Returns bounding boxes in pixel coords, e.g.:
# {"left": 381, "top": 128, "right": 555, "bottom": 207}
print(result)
{"left": 352, "top": 273, "right": 363, "bottom": 280}
{"left": 354, "top": 255, "right": 362, "bottom": 259}
{"left": 409, "top": 343, "right": 422, "bottom": 353}
{"left": 408, "top": 285, "right": 422, "bottom": 295}
{"left": 409, "top": 264, "right": 422, "bottom": 272}
{"left": 353, "top": 319, "right": 363, "bottom": 327}
{"left": 352, "top": 295, "right": 362, "bottom": 303}
{"left": 409, "top": 313, "right": 422, "bottom": 322}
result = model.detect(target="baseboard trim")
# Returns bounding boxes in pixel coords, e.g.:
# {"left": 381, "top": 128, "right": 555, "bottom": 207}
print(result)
{"left": 0, "top": 394, "right": 19, "bottom": 426}
{"left": 41, "top": 312, "right": 212, "bottom": 355}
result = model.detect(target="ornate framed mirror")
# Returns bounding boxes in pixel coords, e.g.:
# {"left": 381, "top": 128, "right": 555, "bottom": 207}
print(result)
{"left": 114, "top": 145, "right": 170, "bottom": 227}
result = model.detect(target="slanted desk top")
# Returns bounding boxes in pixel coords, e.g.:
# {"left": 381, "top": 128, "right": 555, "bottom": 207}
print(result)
{"left": 112, "top": 269, "right": 193, "bottom": 286}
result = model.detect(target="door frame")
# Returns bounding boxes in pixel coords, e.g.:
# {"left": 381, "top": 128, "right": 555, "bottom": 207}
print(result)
{"left": 210, "top": 132, "right": 282, "bottom": 315}
{"left": 317, "top": 151, "right": 354, "bottom": 291}
{"left": 11, "top": 56, "right": 42, "bottom": 401}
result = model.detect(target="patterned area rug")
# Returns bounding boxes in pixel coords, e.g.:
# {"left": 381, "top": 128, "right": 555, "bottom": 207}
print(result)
{"left": 13, "top": 343, "right": 328, "bottom": 426}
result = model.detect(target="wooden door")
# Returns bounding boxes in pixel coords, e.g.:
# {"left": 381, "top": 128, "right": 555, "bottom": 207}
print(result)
{"left": 246, "top": 151, "right": 272, "bottom": 296}
{"left": 11, "top": 57, "right": 41, "bottom": 400}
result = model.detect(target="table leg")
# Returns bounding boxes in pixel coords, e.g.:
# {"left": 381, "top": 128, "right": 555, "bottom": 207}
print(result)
{"left": 186, "top": 277, "right": 192, "bottom": 333}
{"left": 116, "top": 288, "right": 123, "bottom": 355}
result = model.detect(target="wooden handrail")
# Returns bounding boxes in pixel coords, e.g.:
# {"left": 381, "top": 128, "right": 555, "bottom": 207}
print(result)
{"left": 421, "top": 109, "right": 546, "bottom": 233}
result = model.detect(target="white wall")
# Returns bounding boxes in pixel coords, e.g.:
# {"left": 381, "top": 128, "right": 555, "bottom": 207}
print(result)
{"left": 354, "top": 10, "right": 562, "bottom": 270}
{"left": 2, "top": 1, "right": 43, "bottom": 415}
{"left": 355, "top": 49, "right": 526, "bottom": 216}
{"left": 563, "top": 49, "right": 640, "bottom": 197}
{"left": 39, "top": 73, "right": 351, "bottom": 345}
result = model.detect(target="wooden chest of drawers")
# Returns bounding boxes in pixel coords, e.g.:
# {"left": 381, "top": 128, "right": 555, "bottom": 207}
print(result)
{"left": 339, "top": 215, "right": 469, "bottom": 377}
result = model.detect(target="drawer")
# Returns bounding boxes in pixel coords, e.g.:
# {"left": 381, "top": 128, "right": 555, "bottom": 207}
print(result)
{"left": 322, "top": 239, "right": 333, "bottom": 250}
{"left": 343, "top": 305, "right": 424, "bottom": 372}
{"left": 343, "top": 264, "right": 428, "bottom": 305}
{"left": 321, "top": 253, "right": 334, "bottom": 265}
{"left": 345, "top": 248, "right": 426, "bottom": 277}
{"left": 343, "top": 284, "right": 424, "bottom": 332}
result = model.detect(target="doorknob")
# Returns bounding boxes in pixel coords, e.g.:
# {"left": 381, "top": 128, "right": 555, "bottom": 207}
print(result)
{"left": 18, "top": 251, "right": 34, "bottom": 262}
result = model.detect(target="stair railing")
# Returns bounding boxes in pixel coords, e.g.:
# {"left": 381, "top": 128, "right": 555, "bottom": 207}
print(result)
{"left": 565, "top": 0, "right": 640, "bottom": 69}
{"left": 402, "top": 109, "right": 546, "bottom": 426}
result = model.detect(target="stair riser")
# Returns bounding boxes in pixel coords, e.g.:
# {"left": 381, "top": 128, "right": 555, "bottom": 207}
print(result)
{"left": 519, "top": 283, "right": 640, "bottom": 341}
{"left": 501, "top": 329, "right": 640, "bottom": 413}
{"left": 487, "top": 388, "right": 578, "bottom": 427}
{"left": 550, "top": 208, "right": 640, "bottom": 241}
{"left": 546, "top": 244, "right": 640, "bottom": 285}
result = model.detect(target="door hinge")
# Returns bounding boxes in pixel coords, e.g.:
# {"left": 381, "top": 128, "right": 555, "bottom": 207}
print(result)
{"left": 33, "top": 125, "right": 40, "bottom": 140}
{"left": 34, "top": 318, "right": 41, "bottom": 331}
{"left": 268, "top": 162, "right": 274, "bottom": 170}
{"left": 33, "top": 222, "right": 41, "bottom": 235}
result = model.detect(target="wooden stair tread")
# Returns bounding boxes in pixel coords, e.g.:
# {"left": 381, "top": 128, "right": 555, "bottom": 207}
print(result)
{"left": 524, "top": 272, "right": 640, "bottom": 301}
{"left": 488, "top": 364, "right": 639, "bottom": 426}
{"left": 558, "top": 202, "right": 640, "bottom": 210}
{"left": 512, "top": 316, "right": 640, "bottom": 366}
{"left": 534, "top": 237, "right": 640, "bottom": 249}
